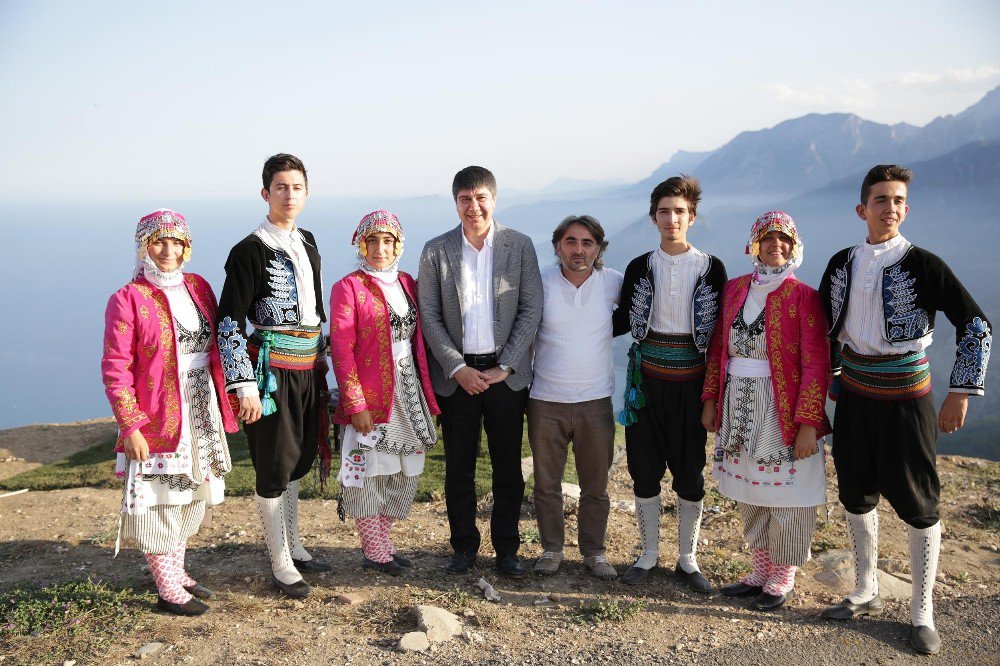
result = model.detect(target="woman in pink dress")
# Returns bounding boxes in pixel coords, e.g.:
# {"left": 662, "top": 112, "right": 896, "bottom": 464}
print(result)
{"left": 102, "top": 210, "right": 237, "bottom": 615}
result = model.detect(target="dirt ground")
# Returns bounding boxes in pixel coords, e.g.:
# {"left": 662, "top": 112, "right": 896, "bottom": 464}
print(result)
{"left": 1, "top": 421, "right": 998, "bottom": 665}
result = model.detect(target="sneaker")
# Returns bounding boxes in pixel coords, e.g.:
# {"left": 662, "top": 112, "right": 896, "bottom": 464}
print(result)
{"left": 533, "top": 551, "right": 564, "bottom": 576}
{"left": 583, "top": 555, "right": 618, "bottom": 580}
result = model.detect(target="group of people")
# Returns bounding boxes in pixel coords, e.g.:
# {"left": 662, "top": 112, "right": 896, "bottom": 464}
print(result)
{"left": 102, "top": 155, "right": 990, "bottom": 656}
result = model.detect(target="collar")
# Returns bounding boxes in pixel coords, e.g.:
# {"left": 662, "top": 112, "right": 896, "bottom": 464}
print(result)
{"left": 462, "top": 223, "right": 495, "bottom": 252}
{"left": 262, "top": 216, "right": 302, "bottom": 241}
{"left": 859, "top": 233, "right": 907, "bottom": 256}
{"left": 655, "top": 245, "right": 699, "bottom": 264}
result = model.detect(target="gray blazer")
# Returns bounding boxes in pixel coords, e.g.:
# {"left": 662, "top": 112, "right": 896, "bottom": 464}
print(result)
{"left": 417, "top": 221, "right": 542, "bottom": 396}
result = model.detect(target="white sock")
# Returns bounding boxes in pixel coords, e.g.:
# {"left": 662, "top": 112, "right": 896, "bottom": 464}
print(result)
{"left": 255, "top": 494, "right": 304, "bottom": 585}
{"left": 677, "top": 498, "right": 703, "bottom": 574}
{"left": 283, "top": 479, "right": 312, "bottom": 561}
{"left": 632, "top": 495, "right": 661, "bottom": 570}
{"left": 845, "top": 509, "right": 879, "bottom": 604}
{"left": 908, "top": 522, "right": 941, "bottom": 630}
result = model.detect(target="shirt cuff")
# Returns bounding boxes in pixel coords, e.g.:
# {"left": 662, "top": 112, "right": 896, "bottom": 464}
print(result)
{"left": 948, "top": 388, "right": 984, "bottom": 397}
{"left": 499, "top": 364, "right": 513, "bottom": 375}
{"left": 449, "top": 363, "right": 467, "bottom": 378}
{"left": 234, "top": 383, "right": 259, "bottom": 398}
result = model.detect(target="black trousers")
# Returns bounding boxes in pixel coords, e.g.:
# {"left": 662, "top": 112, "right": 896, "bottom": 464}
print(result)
{"left": 245, "top": 366, "right": 319, "bottom": 498}
{"left": 438, "top": 381, "right": 528, "bottom": 556}
{"left": 624, "top": 374, "right": 707, "bottom": 502}
{"left": 832, "top": 388, "right": 940, "bottom": 528}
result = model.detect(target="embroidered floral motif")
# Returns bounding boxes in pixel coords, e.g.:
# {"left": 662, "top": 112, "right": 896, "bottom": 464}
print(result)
{"left": 692, "top": 278, "right": 720, "bottom": 351}
{"left": 795, "top": 377, "right": 826, "bottom": 426}
{"left": 882, "top": 264, "right": 930, "bottom": 341}
{"left": 951, "top": 316, "right": 991, "bottom": 389}
{"left": 254, "top": 252, "right": 300, "bottom": 326}
{"left": 139, "top": 305, "right": 149, "bottom": 320}
{"left": 629, "top": 274, "right": 653, "bottom": 340}
{"left": 828, "top": 264, "right": 848, "bottom": 327}
{"left": 217, "top": 316, "right": 255, "bottom": 382}
{"left": 115, "top": 320, "right": 128, "bottom": 335}
{"left": 134, "top": 283, "right": 152, "bottom": 298}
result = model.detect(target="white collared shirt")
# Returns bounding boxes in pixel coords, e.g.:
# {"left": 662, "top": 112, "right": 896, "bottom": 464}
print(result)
{"left": 649, "top": 245, "right": 709, "bottom": 335}
{"left": 255, "top": 217, "right": 321, "bottom": 327}
{"left": 839, "top": 234, "right": 927, "bottom": 356}
{"left": 530, "top": 265, "right": 623, "bottom": 402}
{"left": 460, "top": 224, "right": 496, "bottom": 354}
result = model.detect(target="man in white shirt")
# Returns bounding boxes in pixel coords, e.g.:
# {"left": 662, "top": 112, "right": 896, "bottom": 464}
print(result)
{"left": 418, "top": 166, "right": 543, "bottom": 578}
{"left": 612, "top": 176, "right": 726, "bottom": 592}
{"left": 216, "top": 153, "right": 331, "bottom": 599}
{"left": 819, "top": 165, "right": 991, "bottom": 655}
{"left": 528, "top": 215, "right": 623, "bottom": 580}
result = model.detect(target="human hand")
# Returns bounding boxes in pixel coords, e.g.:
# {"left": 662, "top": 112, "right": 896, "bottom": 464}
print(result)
{"left": 239, "top": 395, "right": 263, "bottom": 424}
{"left": 455, "top": 366, "right": 490, "bottom": 395}
{"left": 793, "top": 425, "right": 818, "bottom": 460}
{"left": 482, "top": 366, "right": 511, "bottom": 385}
{"left": 938, "top": 392, "right": 969, "bottom": 433}
{"left": 124, "top": 430, "right": 150, "bottom": 462}
{"left": 351, "top": 410, "right": 374, "bottom": 435}
{"left": 701, "top": 400, "right": 718, "bottom": 433}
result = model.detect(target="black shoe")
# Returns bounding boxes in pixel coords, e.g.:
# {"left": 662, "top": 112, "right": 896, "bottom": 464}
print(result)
{"left": 720, "top": 581, "right": 764, "bottom": 598}
{"left": 444, "top": 551, "right": 477, "bottom": 574}
{"left": 157, "top": 595, "right": 209, "bottom": 616}
{"left": 496, "top": 554, "right": 526, "bottom": 578}
{"left": 392, "top": 553, "right": 413, "bottom": 568}
{"left": 620, "top": 563, "right": 658, "bottom": 585}
{"left": 362, "top": 556, "right": 405, "bottom": 576}
{"left": 293, "top": 557, "right": 333, "bottom": 573}
{"left": 752, "top": 589, "right": 792, "bottom": 611}
{"left": 674, "top": 564, "right": 713, "bottom": 594}
{"left": 822, "top": 595, "right": 884, "bottom": 620}
{"left": 910, "top": 625, "right": 941, "bottom": 655}
{"left": 271, "top": 573, "right": 311, "bottom": 599}
{"left": 183, "top": 583, "right": 214, "bottom": 600}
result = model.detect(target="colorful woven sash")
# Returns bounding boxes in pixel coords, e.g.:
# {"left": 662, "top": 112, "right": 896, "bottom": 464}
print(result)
{"left": 248, "top": 328, "right": 321, "bottom": 415}
{"left": 840, "top": 346, "right": 931, "bottom": 401}
{"left": 618, "top": 333, "right": 704, "bottom": 426}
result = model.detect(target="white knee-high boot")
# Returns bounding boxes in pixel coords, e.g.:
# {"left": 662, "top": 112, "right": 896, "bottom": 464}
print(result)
{"left": 677, "top": 498, "right": 704, "bottom": 574}
{"left": 908, "top": 522, "right": 941, "bottom": 630}
{"left": 255, "top": 494, "right": 304, "bottom": 585}
{"left": 632, "top": 495, "right": 661, "bottom": 570}
{"left": 846, "top": 509, "right": 879, "bottom": 604}
{"left": 283, "top": 479, "right": 313, "bottom": 562}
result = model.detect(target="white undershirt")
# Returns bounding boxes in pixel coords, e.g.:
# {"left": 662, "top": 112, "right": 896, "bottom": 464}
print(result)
{"left": 649, "top": 245, "right": 709, "bottom": 335}
{"left": 460, "top": 224, "right": 496, "bottom": 355}
{"left": 530, "top": 265, "right": 623, "bottom": 403}
{"left": 254, "top": 217, "right": 321, "bottom": 327}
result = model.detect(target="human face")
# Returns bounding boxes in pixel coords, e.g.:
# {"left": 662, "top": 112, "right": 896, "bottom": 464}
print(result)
{"left": 857, "top": 180, "right": 908, "bottom": 244}
{"left": 455, "top": 186, "right": 495, "bottom": 232}
{"left": 758, "top": 230, "right": 794, "bottom": 268}
{"left": 364, "top": 232, "right": 397, "bottom": 270}
{"left": 651, "top": 196, "right": 695, "bottom": 247}
{"left": 262, "top": 169, "right": 308, "bottom": 226}
{"left": 556, "top": 222, "right": 600, "bottom": 275}
{"left": 147, "top": 237, "right": 186, "bottom": 272}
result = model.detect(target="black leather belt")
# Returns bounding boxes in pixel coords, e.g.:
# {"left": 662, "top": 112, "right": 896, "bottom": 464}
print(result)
{"left": 464, "top": 352, "right": 497, "bottom": 368}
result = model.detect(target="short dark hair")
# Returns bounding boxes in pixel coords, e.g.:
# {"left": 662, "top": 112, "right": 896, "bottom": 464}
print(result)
{"left": 649, "top": 175, "right": 702, "bottom": 217}
{"left": 860, "top": 164, "right": 912, "bottom": 204}
{"left": 551, "top": 215, "right": 609, "bottom": 269}
{"left": 262, "top": 153, "right": 308, "bottom": 190}
{"left": 452, "top": 166, "right": 497, "bottom": 200}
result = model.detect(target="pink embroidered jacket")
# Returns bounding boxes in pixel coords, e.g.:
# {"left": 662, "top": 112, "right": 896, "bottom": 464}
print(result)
{"left": 329, "top": 270, "right": 440, "bottom": 424}
{"left": 102, "top": 274, "right": 238, "bottom": 453}
{"left": 702, "top": 275, "right": 832, "bottom": 446}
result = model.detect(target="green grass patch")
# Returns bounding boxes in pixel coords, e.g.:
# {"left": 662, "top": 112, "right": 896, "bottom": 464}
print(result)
{"left": 570, "top": 597, "right": 646, "bottom": 624}
{"left": 0, "top": 579, "right": 152, "bottom": 662}
{"left": 810, "top": 533, "right": 844, "bottom": 554}
{"left": 702, "top": 547, "right": 751, "bottom": 582}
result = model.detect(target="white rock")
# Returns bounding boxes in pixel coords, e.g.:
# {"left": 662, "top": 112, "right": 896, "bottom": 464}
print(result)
{"left": 414, "top": 605, "right": 463, "bottom": 643}
{"left": 814, "top": 568, "right": 852, "bottom": 590}
{"left": 562, "top": 483, "right": 582, "bottom": 515}
{"left": 521, "top": 456, "right": 534, "bottom": 482}
{"left": 136, "top": 642, "right": 165, "bottom": 659}
{"left": 813, "top": 549, "right": 852, "bottom": 571}
{"left": 398, "top": 631, "right": 430, "bottom": 652}
{"left": 876, "top": 570, "right": 913, "bottom": 600}
{"left": 63, "top": 661, "right": 77, "bottom": 666}
{"left": 476, "top": 577, "right": 501, "bottom": 602}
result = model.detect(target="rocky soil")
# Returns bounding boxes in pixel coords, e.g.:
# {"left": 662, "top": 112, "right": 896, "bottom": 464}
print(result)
{"left": 1, "top": 421, "right": 998, "bottom": 665}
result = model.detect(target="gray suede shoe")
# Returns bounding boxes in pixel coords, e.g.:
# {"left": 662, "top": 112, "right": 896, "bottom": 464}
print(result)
{"left": 533, "top": 551, "right": 564, "bottom": 576}
{"left": 583, "top": 555, "right": 618, "bottom": 580}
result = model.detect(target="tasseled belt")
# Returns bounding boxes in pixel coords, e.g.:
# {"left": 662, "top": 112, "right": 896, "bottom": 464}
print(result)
{"left": 837, "top": 345, "right": 931, "bottom": 401}
{"left": 248, "top": 328, "right": 321, "bottom": 415}
{"left": 618, "top": 333, "right": 704, "bottom": 426}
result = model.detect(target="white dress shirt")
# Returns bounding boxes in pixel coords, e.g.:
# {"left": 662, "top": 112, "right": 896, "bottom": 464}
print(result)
{"left": 254, "top": 217, "right": 321, "bottom": 327}
{"left": 530, "top": 265, "right": 624, "bottom": 402}
{"left": 460, "top": 224, "right": 496, "bottom": 354}
{"left": 649, "top": 245, "right": 709, "bottom": 335}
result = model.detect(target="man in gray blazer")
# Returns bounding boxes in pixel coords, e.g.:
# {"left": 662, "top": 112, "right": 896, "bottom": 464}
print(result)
{"left": 418, "top": 166, "right": 542, "bottom": 577}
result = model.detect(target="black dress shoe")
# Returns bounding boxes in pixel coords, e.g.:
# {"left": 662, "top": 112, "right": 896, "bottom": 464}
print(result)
{"left": 444, "top": 552, "right": 477, "bottom": 574}
{"left": 183, "top": 583, "right": 214, "bottom": 600}
{"left": 362, "top": 556, "right": 405, "bottom": 576}
{"left": 910, "top": 625, "right": 941, "bottom": 655}
{"left": 157, "top": 595, "right": 210, "bottom": 616}
{"left": 293, "top": 557, "right": 333, "bottom": 573}
{"left": 720, "top": 581, "right": 764, "bottom": 598}
{"left": 620, "top": 563, "right": 658, "bottom": 585}
{"left": 674, "top": 564, "right": 713, "bottom": 594}
{"left": 822, "top": 595, "right": 884, "bottom": 620}
{"left": 496, "top": 554, "right": 526, "bottom": 578}
{"left": 752, "top": 589, "right": 793, "bottom": 610}
{"left": 271, "top": 574, "right": 311, "bottom": 599}
{"left": 392, "top": 553, "right": 413, "bottom": 568}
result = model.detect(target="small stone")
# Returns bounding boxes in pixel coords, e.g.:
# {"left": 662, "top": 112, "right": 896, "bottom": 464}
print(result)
{"left": 244, "top": 577, "right": 252, "bottom": 583}
{"left": 63, "top": 661, "right": 77, "bottom": 666}
{"left": 548, "top": 593, "right": 562, "bottom": 602}
{"left": 533, "top": 597, "right": 549, "bottom": 605}
{"left": 521, "top": 456, "right": 534, "bottom": 482}
{"left": 136, "top": 642, "right": 165, "bottom": 659}
{"left": 293, "top": 601, "right": 305, "bottom": 610}
{"left": 399, "top": 631, "right": 430, "bottom": 652}
{"left": 335, "top": 593, "right": 363, "bottom": 605}
{"left": 463, "top": 609, "right": 476, "bottom": 617}
{"left": 415, "top": 605, "right": 463, "bottom": 643}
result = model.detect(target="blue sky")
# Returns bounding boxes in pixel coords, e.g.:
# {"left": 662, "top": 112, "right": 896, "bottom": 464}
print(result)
{"left": 1, "top": 0, "right": 998, "bottom": 201}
